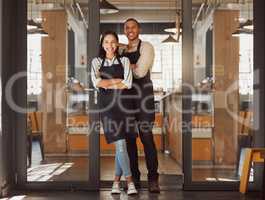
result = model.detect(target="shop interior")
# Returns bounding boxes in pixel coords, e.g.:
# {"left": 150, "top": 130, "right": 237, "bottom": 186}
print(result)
{"left": 26, "top": 0, "right": 253, "bottom": 186}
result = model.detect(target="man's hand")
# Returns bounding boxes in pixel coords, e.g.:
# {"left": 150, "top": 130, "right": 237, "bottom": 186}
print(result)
{"left": 118, "top": 43, "right": 127, "bottom": 48}
{"left": 107, "top": 82, "right": 127, "bottom": 89}
{"left": 97, "top": 79, "right": 123, "bottom": 89}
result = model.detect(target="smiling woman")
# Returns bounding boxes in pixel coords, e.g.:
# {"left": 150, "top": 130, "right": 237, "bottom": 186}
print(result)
{"left": 90, "top": 30, "right": 139, "bottom": 195}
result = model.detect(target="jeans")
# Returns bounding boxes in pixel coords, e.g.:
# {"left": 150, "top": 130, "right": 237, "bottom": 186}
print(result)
{"left": 114, "top": 139, "right": 132, "bottom": 178}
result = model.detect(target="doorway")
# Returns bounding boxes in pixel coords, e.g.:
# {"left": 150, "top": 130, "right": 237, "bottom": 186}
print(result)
{"left": 18, "top": 0, "right": 184, "bottom": 190}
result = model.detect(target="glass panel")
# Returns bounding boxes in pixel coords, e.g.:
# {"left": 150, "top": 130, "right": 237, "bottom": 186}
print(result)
{"left": 191, "top": 0, "right": 254, "bottom": 182}
{"left": 99, "top": 1, "right": 183, "bottom": 186}
{"left": 26, "top": 0, "right": 90, "bottom": 182}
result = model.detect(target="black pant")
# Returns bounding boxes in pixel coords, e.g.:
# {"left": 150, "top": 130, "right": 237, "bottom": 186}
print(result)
{"left": 126, "top": 123, "right": 159, "bottom": 182}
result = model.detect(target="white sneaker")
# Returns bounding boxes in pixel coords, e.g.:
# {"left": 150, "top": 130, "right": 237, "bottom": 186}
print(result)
{"left": 127, "top": 182, "right": 138, "bottom": 195}
{"left": 111, "top": 181, "right": 121, "bottom": 194}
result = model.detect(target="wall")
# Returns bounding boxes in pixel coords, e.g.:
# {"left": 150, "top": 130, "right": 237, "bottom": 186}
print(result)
{"left": 41, "top": 10, "right": 67, "bottom": 154}
{"left": 213, "top": 10, "right": 239, "bottom": 166}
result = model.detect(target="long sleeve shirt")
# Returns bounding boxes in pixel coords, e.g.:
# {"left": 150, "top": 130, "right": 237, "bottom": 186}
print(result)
{"left": 122, "top": 40, "right": 155, "bottom": 79}
{"left": 90, "top": 56, "right": 132, "bottom": 89}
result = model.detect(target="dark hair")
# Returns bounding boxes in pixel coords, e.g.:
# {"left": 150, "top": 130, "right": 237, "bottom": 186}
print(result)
{"left": 124, "top": 18, "right": 140, "bottom": 28}
{"left": 98, "top": 31, "right": 119, "bottom": 59}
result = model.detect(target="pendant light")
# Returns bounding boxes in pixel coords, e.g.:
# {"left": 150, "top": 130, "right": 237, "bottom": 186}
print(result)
{"left": 232, "top": 1, "right": 253, "bottom": 36}
{"left": 28, "top": 28, "right": 49, "bottom": 37}
{"left": 164, "top": 0, "right": 181, "bottom": 35}
{"left": 34, "top": 29, "right": 49, "bottom": 37}
{"left": 27, "top": 19, "right": 40, "bottom": 30}
{"left": 241, "top": 0, "right": 253, "bottom": 30}
{"left": 241, "top": 19, "right": 253, "bottom": 30}
{"left": 164, "top": 12, "right": 181, "bottom": 34}
{"left": 163, "top": 0, "right": 181, "bottom": 43}
{"left": 100, "top": 0, "right": 119, "bottom": 14}
{"left": 27, "top": 1, "right": 39, "bottom": 30}
{"left": 162, "top": 34, "right": 178, "bottom": 44}
{"left": 232, "top": 28, "right": 252, "bottom": 37}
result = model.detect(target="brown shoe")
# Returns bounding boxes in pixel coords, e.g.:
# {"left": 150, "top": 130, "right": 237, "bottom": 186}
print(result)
{"left": 148, "top": 180, "right": 160, "bottom": 193}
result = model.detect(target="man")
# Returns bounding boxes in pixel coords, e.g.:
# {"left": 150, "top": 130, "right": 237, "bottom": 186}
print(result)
{"left": 122, "top": 18, "right": 160, "bottom": 193}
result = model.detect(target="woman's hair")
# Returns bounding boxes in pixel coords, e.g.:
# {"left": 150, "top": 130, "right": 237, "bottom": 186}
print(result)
{"left": 98, "top": 31, "right": 120, "bottom": 59}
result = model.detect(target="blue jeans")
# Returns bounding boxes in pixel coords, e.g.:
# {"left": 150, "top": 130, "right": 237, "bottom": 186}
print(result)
{"left": 114, "top": 139, "right": 132, "bottom": 178}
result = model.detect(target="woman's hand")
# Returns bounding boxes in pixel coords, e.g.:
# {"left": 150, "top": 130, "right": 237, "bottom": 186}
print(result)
{"left": 118, "top": 43, "right": 127, "bottom": 48}
{"left": 97, "top": 79, "right": 123, "bottom": 89}
{"left": 107, "top": 82, "right": 127, "bottom": 89}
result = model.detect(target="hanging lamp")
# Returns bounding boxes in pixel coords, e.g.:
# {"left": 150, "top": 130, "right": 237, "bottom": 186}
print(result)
{"left": 28, "top": 28, "right": 48, "bottom": 37}
{"left": 241, "top": 19, "right": 253, "bottom": 30}
{"left": 241, "top": 0, "right": 253, "bottom": 30}
{"left": 164, "top": 11, "right": 181, "bottom": 34}
{"left": 164, "top": 0, "right": 181, "bottom": 34}
{"left": 232, "top": 28, "right": 252, "bottom": 37}
{"left": 27, "top": 19, "right": 40, "bottom": 30}
{"left": 27, "top": 1, "right": 39, "bottom": 30}
{"left": 162, "top": 34, "right": 178, "bottom": 43}
{"left": 100, "top": 0, "right": 119, "bottom": 14}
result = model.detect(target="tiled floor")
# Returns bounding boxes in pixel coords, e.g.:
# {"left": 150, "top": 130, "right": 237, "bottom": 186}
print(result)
{"left": 28, "top": 141, "right": 240, "bottom": 183}
{"left": 2, "top": 190, "right": 262, "bottom": 200}
{"left": 27, "top": 142, "right": 182, "bottom": 182}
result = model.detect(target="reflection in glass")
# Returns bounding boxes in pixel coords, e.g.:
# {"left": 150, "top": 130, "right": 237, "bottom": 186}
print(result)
{"left": 192, "top": 0, "right": 254, "bottom": 182}
{"left": 26, "top": 0, "right": 89, "bottom": 182}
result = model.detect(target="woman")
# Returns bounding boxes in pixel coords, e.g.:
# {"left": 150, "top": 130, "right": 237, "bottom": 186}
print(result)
{"left": 91, "top": 31, "right": 137, "bottom": 195}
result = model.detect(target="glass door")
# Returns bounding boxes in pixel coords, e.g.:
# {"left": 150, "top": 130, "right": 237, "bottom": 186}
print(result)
{"left": 182, "top": 0, "right": 260, "bottom": 190}
{"left": 99, "top": 0, "right": 183, "bottom": 188}
{"left": 17, "top": 0, "right": 100, "bottom": 189}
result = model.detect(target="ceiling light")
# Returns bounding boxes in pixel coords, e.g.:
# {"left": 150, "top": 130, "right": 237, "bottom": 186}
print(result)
{"left": 28, "top": 28, "right": 48, "bottom": 37}
{"left": 232, "top": 29, "right": 252, "bottom": 37}
{"left": 100, "top": 0, "right": 119, "bottom": 14}
{"left": 27, "top": 19, "right": 39, "bottom": 30}
{"left": 241, "top": 19, "right": 253, "bottom": 30}
{"left": 162, "top": 35, "right": 178, "bottom": 43}
{"left": 240, "top": 1, "right": 253, "bottom": 30}
{"left": 164, "top": 27, "right": 178, "bottom": 34}
{"left": 165, "top": 22, "right": 182, "bottom": 34}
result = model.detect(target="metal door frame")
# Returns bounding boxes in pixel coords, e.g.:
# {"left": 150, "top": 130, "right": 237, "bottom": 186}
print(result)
{"left": 182, "top": 0, "right": 265, "bottom": 190}
{"left": 2, "top": 0, "right": 101, "bottom": 191}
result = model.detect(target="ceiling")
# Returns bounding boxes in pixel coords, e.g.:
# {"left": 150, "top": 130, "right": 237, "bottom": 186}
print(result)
{"left": 28, "top": 0, "right": 253, "bottom": 23}
{"left": 28, "top": 0, "right": 252, "bottom": 10}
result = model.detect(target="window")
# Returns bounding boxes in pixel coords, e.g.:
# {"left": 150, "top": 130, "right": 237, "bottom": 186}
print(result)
{"left": 27, "top": 35, "right": 42, "bottom": 95}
